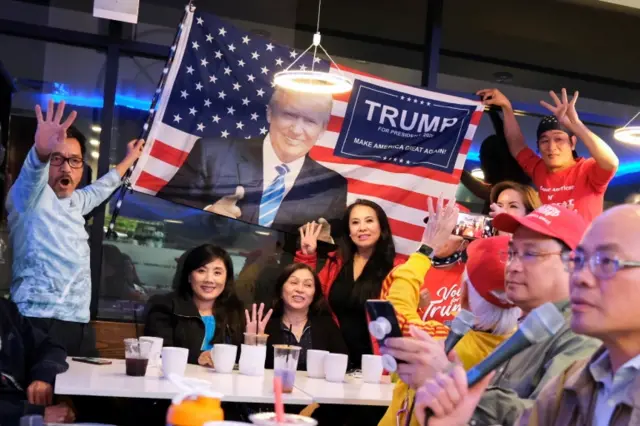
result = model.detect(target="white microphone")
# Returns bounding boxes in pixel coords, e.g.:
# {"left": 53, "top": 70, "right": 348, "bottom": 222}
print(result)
{"left": 466, "top": 302, "right": 564, "bottom": 387}
{"left": 443, "top": 310, "right": 475, "bottom": 354}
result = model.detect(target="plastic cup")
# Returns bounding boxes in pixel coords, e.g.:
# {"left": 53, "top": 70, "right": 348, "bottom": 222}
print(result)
{"left": 273, "top": 345, "right": 301, "bottom": 393}
{"left": 124, "top": 338, "right": 152, "bottom": 377}
{"left": 140, "top": 336, "right": 163, "bottom": 368}
{"left": 244, "top": 332, "right": 269, "bottom": 346}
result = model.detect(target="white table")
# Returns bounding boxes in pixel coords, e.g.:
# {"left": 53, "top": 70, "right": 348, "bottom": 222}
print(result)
{"left": 293, "top": 372, "right": 394, "bottom": 406}
{"left": 55, "top": 359, "right": 312, "bottom": 405}
{"left": 55, "top": 359, "right": 394, "bottom": 407}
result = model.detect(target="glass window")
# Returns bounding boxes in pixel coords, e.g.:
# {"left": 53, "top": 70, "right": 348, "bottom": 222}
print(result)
{"left": 0, "top": 36, "right": 106, "bottom": 297}
{"left": 98, "top": 192, "right": 312, "bottom": 321}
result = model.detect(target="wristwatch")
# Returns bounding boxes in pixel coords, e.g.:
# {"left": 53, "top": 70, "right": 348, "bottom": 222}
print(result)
{"left": 417, "top": 244, "right": 435, "bottom": 259}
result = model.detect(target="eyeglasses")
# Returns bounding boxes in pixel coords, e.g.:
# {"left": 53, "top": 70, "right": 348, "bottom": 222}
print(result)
{"left": 499, "top": 250, "right": 565, "bottom": 264}
{"left": 50, "top": 154, "right": 84, "bottom": 169}
{"left": 561, "top": 251, "right": 640, "bottom": 280}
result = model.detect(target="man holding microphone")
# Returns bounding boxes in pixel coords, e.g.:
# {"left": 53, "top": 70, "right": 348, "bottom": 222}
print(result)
{"left": 383, "top": 204, "right": 600, "bottom": 425}
{"left": 414, "top": 204, "right": 640, "bottom": 425}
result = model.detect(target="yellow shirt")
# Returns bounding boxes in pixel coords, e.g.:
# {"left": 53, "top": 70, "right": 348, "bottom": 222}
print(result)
{"left": 379, "top": 253, "right": 449, "bottom": 339}
{"left": 378, "top": 330, "right": 511, "bottom": 426}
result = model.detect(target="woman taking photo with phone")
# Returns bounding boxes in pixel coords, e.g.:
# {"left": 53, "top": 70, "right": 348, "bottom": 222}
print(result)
{"left": 264, "top": 263, "right": 347, "bottom": 370}
{"left": 489, "top": 180, "right": 541, "bottom": 218}
{"left": 144, "top": 244, "right": 272, "bottom": 366}
{"left": 296, "top": 199, "right": 399, "bottom": 369}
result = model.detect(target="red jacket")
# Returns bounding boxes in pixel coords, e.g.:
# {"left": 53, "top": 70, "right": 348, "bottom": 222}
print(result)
{"left": 294, "top": 249, "right": 405, "bottom": 324}
{"left": 294, "top": 250, "right": 405, "bottom": 360}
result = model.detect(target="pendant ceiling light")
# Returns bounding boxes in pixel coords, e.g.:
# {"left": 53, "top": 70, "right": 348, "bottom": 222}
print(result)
{"left": 273, "top": 0, "right": 352, "bottom": 94}
{"left": 614, "top": 111, "right": 640, "bottom": 145}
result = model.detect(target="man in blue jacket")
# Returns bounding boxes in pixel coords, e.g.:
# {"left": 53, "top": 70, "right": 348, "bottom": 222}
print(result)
{"left": 1, "top": 298, "right": 73, "bottom": 425}
{"left": 5, "top": 100, "right": 144, "bottom": 356}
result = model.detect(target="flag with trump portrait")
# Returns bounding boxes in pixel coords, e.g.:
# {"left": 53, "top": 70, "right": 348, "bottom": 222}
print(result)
{"left": 128, "top": 6, "right": 484, "bottom": 255}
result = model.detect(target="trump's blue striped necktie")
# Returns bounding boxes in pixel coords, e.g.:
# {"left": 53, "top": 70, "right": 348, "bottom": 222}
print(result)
{"left": 259, "top": 164, "right": 289, "bottom": 227}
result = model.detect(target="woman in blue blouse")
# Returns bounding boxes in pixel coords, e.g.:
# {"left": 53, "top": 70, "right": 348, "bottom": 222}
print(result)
{"left": 144, "top": 244, "right": 272, "bottom": 365}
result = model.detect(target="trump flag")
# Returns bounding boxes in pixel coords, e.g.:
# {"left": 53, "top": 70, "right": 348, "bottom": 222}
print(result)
{"left": 129, "top": 7, "right": 483, "bottom": 255}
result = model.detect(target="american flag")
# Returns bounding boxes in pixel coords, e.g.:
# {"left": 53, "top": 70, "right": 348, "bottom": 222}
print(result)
{"left": 130, "top": 8, "right": 483, "bottom": 255}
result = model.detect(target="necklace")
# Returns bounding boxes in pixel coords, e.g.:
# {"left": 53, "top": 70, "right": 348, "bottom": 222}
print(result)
{"left": 283, "top": 316, "right": 307, "bottom": 327}
{"left": 431, "top": 250, "right": 467, "bottom": 268}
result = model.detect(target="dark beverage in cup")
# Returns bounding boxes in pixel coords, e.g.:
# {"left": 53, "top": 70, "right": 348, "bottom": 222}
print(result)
{"left": 126, "top": 357, "right": 149, "bottom": 376}
{"left": 124, "top": 338, "right": 151, "bottom": 377}
{"left": 274, "top": 368, "right": 296, "bottom": 393}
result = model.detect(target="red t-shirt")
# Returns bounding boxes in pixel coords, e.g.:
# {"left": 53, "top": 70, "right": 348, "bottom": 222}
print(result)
{"left": 516, "top": 147, "right": 615, "bottom": 223}
{"left": 419, "top": 262, "right": 465, "bottom": 326}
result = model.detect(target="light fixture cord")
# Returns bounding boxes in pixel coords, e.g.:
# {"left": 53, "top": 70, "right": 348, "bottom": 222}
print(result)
{"left": 312, "top": 0, "right": 322, "bottom": 72}
{"left": 622, "top": 110, "right": 640, "bottom": 128}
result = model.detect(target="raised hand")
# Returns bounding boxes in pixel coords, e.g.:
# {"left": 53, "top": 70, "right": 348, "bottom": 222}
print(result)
{"left": 476, "top": 88, "right": 512, "bottom": 111}
{"left": 299, "top": 221, "right": 322, "bottom": 255}
{"left": 34, "top": 100, "right": 77, "bottom": 161}
{"left": 126, "top": 139, "right": 145, "bottom": 161}
{"left": 540, "top": 88, "right": 581, "bottom": 131}
{"left": 414, "top": 365, "right": 495, "bottom": 426}
{"left": 421, "top": 195, "right": 459, "bottom": 252}
{"left": 245, "top": 302, "right": 273, "bottom": 335}
{"left": 205, "top": 185, "right": 245, "bottom": 219}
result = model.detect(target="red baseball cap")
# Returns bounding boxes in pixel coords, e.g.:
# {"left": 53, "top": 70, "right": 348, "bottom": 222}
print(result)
{"left": 492, "top": 204, "right": 588, "bottom": 250}
{"left": 465, "top": 235, "right": 513, "bottom": 309}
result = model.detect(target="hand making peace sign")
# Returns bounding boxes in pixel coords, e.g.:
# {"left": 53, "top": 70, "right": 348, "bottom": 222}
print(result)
{"left": 540, "top": 88, "right": 581, "bottom": 132}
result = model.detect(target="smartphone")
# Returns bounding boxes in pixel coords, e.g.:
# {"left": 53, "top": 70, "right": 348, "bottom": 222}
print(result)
{"left": 72, "top": 357, "right": 113, "bottom": 365}
{"left": 365, "top": 300, "right": 404, "bottom": 371}
{"left": 425, "top": 212, "right": 495, "bottom": 240}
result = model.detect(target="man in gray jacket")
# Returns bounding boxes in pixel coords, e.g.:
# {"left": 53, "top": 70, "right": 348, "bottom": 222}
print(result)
{"left": 462, "top": 204, "right": 600, "bottom": 425}
{"left": 383, "top": 204, "right": 600, "bottom": 426}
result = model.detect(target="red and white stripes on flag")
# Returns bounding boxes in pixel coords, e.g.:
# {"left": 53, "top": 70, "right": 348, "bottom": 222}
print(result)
{"left": 130, "top": 12, "right": 483, "bottom": 255}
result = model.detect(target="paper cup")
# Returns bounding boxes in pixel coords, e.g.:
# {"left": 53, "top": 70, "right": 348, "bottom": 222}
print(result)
{"left": 361, "top": 355, "right": 384, "bottom": 383}
{"left": 306, "top": 349, "right": 328, "bottom": 378}
{"left": 324, "top": 353, "right": 348, "bottom": 383}
{"left": 161, "top": 347, "right": 189, "bottom": 378}
{"left": 213, "top": 344, "right": 238, "bottom": 374}
{"left": 239, "top": 344, "right": 267, "bottom": 376}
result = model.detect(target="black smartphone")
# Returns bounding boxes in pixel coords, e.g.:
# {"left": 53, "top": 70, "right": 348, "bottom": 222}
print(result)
{"left": 425, "top": 212, "right": 495, "bottom": 240}
{"left": 72, "top": 357, "right": 113, "bottom": 365}
{"left": 365, "top": 300, "right": 405, "bottom": 371}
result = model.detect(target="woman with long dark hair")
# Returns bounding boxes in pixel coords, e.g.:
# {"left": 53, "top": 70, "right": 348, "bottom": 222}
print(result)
{"left": 144, "top": 244, "right": 272, "bottom": 365}
{"left": 296, "top": 199, "right": 399, "bottom": 368}
{"left": 264, "top": 263, "right": 347, "bottom": 370}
